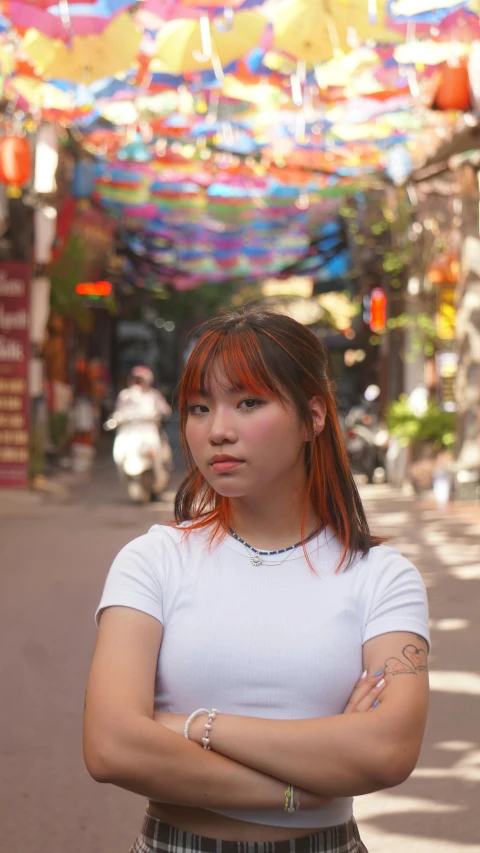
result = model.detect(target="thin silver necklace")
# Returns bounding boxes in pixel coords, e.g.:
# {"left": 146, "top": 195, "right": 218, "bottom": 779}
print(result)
{"left": 228, "top": 526, "right": 319, "bottom": 566}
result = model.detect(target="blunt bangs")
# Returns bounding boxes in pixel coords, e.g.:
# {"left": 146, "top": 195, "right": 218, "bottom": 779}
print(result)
{"left": 180, "top": 326, "right": 287, "bottom": 412}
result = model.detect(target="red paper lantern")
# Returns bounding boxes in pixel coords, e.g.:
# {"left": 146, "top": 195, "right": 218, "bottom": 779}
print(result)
{"left": 435, "top": 63, "right": 471, "bottom": 111}
{"left": 369, "top": 288, "right": 387, "bottom": 332}
{"left": 0, "top": 136, "right": 33, "bottom": 188}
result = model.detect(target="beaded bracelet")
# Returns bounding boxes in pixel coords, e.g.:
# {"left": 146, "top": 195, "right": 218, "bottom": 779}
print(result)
{"left": 184, "top": 708, "right": 210, "bottom": 740}
{"left": 201, "top": 708, "right": 219, "bottom": 750}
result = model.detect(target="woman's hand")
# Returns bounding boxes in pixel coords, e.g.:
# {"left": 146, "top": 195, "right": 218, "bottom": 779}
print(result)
{"left": 343, "top": 670, "right": 386, "bottom": 715}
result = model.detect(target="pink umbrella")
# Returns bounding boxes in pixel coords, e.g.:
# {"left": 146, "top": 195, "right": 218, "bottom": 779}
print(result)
{"left": 386, "top": 6, "right": 479, "bottom": 38}
{"left": 5, "top": 2, "right": 112, "bottom": 39}
{"left": 434, "top": 9, "right": 480, "bottom": 42}
{"left": 15, "top": 0, "right": 97, "bottom": 7}
{"left": 142, "top": 0, "right": 265, "bottom": 20}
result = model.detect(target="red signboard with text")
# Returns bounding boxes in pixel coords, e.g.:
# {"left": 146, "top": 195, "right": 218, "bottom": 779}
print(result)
{"left": 0, "top": 264, "right": 30, "bottom": 488}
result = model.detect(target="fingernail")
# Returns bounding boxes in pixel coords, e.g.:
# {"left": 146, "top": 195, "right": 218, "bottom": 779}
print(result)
{"left": 361, "top": 669, "right": 367, "bottom": 679}
{"left": 372, "top": 699, "right": 379, "bottom": 708}
{"left": 376, "top": 678, "right": 385, "bottom": 689}
{"left": 374, "top": 669, "right": 384, "bottom": 677}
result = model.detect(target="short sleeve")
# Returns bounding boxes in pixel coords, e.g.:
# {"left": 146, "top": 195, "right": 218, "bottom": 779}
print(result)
{"left": 95, "top": 532, "right": 166, "bottom": 627}
{"left": 361, "top": 546, "right": 430, "bottom": 650}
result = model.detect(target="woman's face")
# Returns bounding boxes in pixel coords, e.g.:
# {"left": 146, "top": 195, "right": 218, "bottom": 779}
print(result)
{"left": 185, "top": 363, "right": 311, "bottom": 500}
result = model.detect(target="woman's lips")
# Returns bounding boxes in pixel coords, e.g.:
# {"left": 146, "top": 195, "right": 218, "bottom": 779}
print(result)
{"left": 211, "top": 460, "right": 244, "bottom": 473}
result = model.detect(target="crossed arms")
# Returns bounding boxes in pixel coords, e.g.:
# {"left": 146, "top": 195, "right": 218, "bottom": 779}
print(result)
{"left": 83, "top": 606, "right": 429, "bottom": 808}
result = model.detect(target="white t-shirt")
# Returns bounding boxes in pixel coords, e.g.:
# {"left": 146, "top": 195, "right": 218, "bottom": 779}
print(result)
{"left": 96, "top": 523, "right": 429, "bottom": 828}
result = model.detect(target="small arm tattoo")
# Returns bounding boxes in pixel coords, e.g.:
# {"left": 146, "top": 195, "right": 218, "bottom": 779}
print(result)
{"left": 384, "top": 643, "right": 428, "bottom": 677}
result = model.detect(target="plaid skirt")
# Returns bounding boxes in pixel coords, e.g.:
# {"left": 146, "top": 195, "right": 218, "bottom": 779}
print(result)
{"left": 129, "top": 812, "right": 368, "bottom": 853}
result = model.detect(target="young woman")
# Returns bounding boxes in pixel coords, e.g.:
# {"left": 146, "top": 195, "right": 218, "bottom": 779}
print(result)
{"left": 84, "top": 309, "right": 430, "bottom": 853}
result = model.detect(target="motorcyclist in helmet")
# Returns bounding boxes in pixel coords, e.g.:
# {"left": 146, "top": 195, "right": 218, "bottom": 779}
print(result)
{"left": 111, "top": 366, "right": 172, "bottom": 496}
{"left": 115, "top": 366, "right": 172, "bottom": 423}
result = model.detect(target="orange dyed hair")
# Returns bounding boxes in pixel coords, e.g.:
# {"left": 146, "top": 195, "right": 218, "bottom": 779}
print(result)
{"left": 175, "top": 308, "right": 385, "bottom": 568}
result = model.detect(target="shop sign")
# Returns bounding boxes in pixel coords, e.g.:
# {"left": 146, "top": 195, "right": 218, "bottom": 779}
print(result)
{"left": 0, "top": 264, "right": 30, "bottom": 488}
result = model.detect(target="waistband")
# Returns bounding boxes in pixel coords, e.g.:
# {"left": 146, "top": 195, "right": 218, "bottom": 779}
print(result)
{"left": 133, "top": 813, "right": 364, "bottom": 853}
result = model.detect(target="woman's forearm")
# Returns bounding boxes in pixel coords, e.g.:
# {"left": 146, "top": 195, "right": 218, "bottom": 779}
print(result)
{"left": 190, "top": 711, "right": 403, "bottom": 798}
{"left": 85, "top": 714, "right": 324, "bottom": 809}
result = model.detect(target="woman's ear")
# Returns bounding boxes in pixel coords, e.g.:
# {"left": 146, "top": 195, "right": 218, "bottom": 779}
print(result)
{"left": 307, "top": 397, "right": 327, "bottom": 438}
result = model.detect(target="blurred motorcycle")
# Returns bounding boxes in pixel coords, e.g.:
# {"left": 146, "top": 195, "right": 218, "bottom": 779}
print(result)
{"left": 104, "top": 366, "right": 173, "bottom": 504}
{"left": 104, "top": 413, "right": 173, "bottom": 503}
{"left": 344, "top": 386, "right": 389, "bottom": 484}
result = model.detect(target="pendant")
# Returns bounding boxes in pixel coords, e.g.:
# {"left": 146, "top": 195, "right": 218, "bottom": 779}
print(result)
{"left": 250, "top": 552, "right": 263, "bottom": 566}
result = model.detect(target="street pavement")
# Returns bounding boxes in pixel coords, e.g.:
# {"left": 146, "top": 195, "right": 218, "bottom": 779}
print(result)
{"left": 1, "top": 455, "right": 479, "bottom": 853}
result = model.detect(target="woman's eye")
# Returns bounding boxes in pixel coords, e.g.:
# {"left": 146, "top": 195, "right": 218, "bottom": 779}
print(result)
{"left": 187, "top": 403, "right": 209, "bottom": 415}
{"left": 239, "top": 398, "right": 264, "bottom": 410}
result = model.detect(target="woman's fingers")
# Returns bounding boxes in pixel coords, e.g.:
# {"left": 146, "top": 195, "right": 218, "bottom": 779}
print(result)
{"left": 343, "top": 671, "right": 385, "bottom": 714}
{"left": 356, "top": 678, "right": 386, "bottom": 713}
{"left": 343, "top": 674, "right": 372, "bottom": 713}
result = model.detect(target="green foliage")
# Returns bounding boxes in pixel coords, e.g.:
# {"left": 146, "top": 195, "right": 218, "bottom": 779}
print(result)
{"left": 48, "top": 234, "right": 117, "bottom": 324}
{"left": 386, "top": 394, "right": 455, "bottom": 449}
{"left": 382, "top": 251, "right": 405, "bottom": 274}
{"left": 387, "top": 311, "right": 437, "bottom": 358}
{"left": 48, "top": 234, "right": 88, "bottom": 318}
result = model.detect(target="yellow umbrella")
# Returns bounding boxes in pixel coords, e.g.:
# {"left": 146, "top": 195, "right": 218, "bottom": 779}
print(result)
{"left": 272, "top": 0, "right": 399, "bottom": 67}
{"left": 154, "top": 11, "right": 266, "bottom": 75}
{"left": 7, "top": 77, "right": 76, "bottom": 111}
{"left": 21, "top": 13, "right": 141, "bottom": 84}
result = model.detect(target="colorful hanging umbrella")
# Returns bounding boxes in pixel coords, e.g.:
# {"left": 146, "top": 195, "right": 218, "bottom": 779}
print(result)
{"left": 3, "top": 2, "right": 112, "bottom": 39}
{"left": 22, "top": 13, "right": 142, "bottom": 83}
{"left": 388, "top": 0, "right": 468, "bottom": 20}
{"left": 434, "top": 8, "right": 480, "bottom": 40}
{"left": 5, "top": 75, "right": 77, "bottom": 111}
{"left": 47, "top": 0, "right": 134, "bottom": 13}
{"left": 142, "top": 0, "right": 265, "bottom": 18}
{"left": 154, "top": 10, "right": 267, "bottom": 74}
{"left": 272, "top": 0, "right": 399, "bottom": 67}
{"left": 179, "top": 0, "right": 266, "bottom": 7}
{"left": 16, "top": 0, "right": 98, "bottom": 7}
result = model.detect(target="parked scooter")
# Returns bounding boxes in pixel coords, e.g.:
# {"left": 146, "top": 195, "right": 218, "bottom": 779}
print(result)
{"left": 104, "top": 366, "right": 173, "bottom": 503}
{"left": 344, "top": 386, "right": 389, "bottom": 484}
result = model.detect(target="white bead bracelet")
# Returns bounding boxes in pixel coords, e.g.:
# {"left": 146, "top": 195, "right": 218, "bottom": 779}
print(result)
{"left": 184, "top": 708, "right": 210, "bottom": 740}
{"left": 201, "top": 708, "right": 219, "bottom": 750}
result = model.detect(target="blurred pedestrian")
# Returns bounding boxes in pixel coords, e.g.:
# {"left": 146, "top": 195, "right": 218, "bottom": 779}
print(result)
{"left": 84, "top": 309, "right": 430, "bottom": 853}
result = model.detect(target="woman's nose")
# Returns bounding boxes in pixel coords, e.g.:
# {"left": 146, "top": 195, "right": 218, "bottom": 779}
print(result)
{"left": 208, "top": 409, "right": 237, "bottom": 445}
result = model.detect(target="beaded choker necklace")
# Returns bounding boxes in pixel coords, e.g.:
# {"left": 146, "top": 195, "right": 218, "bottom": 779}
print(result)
{"left": 228, "top": 526, "right": 320, "bottom": 566}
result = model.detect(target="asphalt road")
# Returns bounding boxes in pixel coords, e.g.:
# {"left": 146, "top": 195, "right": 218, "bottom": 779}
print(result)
{"left": 1, "top": 455, "right": 479, "bottom": 853}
